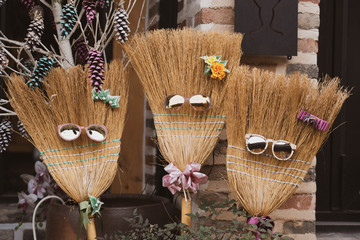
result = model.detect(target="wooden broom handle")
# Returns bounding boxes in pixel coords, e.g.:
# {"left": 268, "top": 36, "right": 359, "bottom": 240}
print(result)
{"left": 86, "top": 216, "right": 97, "bottom": 240}
{"left": 181, "top": 196, "right": 192, "bottom": 226}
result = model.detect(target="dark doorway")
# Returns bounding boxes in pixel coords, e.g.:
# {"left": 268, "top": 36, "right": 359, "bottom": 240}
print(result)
{"left": 317, "top": 0, "right": 360, "bottom": 224}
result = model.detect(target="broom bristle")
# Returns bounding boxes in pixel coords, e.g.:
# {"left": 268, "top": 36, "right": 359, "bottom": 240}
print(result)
{"left": 124, "top": 28, "right": 243, "bottom": 171}
{"left": 225, "top": 66, "right": 350, "bottom": 216}
{"left": 7, "top": 60, "right": 129, "bottom": 202}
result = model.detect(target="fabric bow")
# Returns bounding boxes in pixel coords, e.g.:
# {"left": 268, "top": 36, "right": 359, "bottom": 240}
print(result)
{"left": 78, "top": 195, "right": 103, "bottom": 230}
{"left": 162, "top": 162, "right": 208, "bottom": 200}
{"left": 92, "top": 89, "right": 120, "bottom": 108}
{"left": 247, "top": 216, "right": 274, "bottom": 240}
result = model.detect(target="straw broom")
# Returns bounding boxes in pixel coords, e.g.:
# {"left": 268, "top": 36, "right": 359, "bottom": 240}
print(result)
{"left": 123, "top": 29, "right": 243, "bottom": 225}
{"left": 6, "top": 59, "right": 129, "bottom": 239}
{"left": 225, "top": 66, "right": 350, "bottom": 217}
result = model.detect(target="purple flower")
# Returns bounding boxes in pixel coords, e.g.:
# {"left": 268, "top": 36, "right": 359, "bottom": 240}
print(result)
{"left": 35, "top": 161, "right": 50, "bottom": 186}
{"left": 28, "top": 178, "right": 46, "bottom": 198}
{"left": 20, "top": 174, "right": 35, "bottom": 184}
{"left": 18, "top": 191, "right": 37, "bottom": 211}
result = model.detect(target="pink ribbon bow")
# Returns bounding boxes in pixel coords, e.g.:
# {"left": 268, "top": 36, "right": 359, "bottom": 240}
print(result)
{"left": 162, "top": 162, "right": 208, "bottom": 195}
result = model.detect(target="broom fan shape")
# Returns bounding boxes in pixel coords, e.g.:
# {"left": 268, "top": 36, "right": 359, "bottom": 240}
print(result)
{"left": 7, "top": 60, "right": 129, "bottom": 239}
{"left": 225, "top": 66, "right": 350, "bottom": 218}
{"left": 124, "top": 28, "right": 243, "bottom": 225}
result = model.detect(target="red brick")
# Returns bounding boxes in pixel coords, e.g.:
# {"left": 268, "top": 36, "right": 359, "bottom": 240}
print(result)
{"left": 145, "top": 136, "right": 156, "bottom": 148}
{"left": 298, "top": 38, "right": 318, "bottom": 53}
{"left": 145, "top": 154, "right": 156, "bottom": 165}
{"left": 299, "top": 0, "right": 320, "bottom": 4}
{"left": 195, "top": 8, "right": 234, "bottom": 26}
{"left": 279, "top": 194, "right": 313, "bottom": 210}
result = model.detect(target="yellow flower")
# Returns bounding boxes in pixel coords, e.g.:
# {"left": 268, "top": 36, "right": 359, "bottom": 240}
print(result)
{"left": 204, "top": 56, "right": 218, "bottom": 65}
{"left": 211, "top": 62, "right": 227, "bottom": 80}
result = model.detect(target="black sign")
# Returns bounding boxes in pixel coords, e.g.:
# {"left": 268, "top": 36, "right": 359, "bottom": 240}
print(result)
{"left": 235, "top": 0, "right": 298, "bottom": 57}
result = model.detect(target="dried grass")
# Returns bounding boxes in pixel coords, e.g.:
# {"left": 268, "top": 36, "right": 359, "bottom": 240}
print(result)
{"left": 6, "top": 60, "right": 129, "bottom": 202}
{"left": 124, "top": 28, "right": 243, "bottom": 171}
{"left": 225, "top": 66, "right": 350, "bottom": 216}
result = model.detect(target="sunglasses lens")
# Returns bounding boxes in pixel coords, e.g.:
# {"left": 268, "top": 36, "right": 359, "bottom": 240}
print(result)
{"left": 247, "top": 136, "right": 266, "bottom": 153}
{"left": 273, "top": 141, "right": 293, "bottom": 160}
{"left": 87, "top": 125, "right": 107, "bottom": 142}
{"left": 189, "top": 95, "right": 211, "bottom": 111}
{"left": 59, "top": 124, "right": 81, "bottom": 141}
{"left": 165, "top": 95, "right": 185, "bottom": 110}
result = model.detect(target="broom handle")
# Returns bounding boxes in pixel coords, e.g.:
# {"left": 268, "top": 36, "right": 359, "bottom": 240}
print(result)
{"left": 86, "top": 216, "right": 97, "bottom": 240}
{"left": 181, "top": 196, "right": 192, "bottom": 226}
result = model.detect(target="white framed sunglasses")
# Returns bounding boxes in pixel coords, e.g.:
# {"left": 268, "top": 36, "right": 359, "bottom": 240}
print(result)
{"left": 164, "top": 94, "right": 211, "bottom": 111}
{"left": 245, "top": 134, "right": 296, "bottom": 161}
{"left": 58, "top": 124, "right": 108, "bottom": 142}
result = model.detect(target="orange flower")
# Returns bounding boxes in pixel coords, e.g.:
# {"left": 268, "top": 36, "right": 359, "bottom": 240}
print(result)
{"left": 211, "top": 62, "right": 227, "bottom": 80}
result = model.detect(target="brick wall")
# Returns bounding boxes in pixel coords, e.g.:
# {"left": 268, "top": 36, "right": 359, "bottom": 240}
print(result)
{"left": 176, "top": 0, "right": 320, "bottom": 239}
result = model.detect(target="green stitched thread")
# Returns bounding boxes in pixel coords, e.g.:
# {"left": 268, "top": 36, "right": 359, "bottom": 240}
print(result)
{"left": 40, "top": 139, "right": 121, "bottom": 156}
{"left": 153, "top": 114, "right": 226, "bottom": 118}
{"left": 46, "top": 153, "right": 119, "bottom": 167}
{"left": 156, "top": 128, "right": 223, "bottom": 131}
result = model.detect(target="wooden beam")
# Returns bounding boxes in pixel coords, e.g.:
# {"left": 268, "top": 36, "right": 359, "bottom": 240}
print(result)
{"left": 111, "top": 0, "right": 146, "bottom": 194}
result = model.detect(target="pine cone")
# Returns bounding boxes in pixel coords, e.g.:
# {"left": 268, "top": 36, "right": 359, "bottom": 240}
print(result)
{"left": 113, "top": 7, "right": 130, "bottom": 43}
{"left": 83, "top": 0, "right": 96, "bottom": 23}
{"left": 74, "top": 37, "right": 88, "bottom": 65}
{"left": 97, "top": 0, "right": 111, "bottom": 8}
{"left": 97, "top": 0, "right": 106, "bottom": 8}
{"left": 17, "top": 120, "right": 29, "bottom": 139}
{"left": 26, "top": 56, "right": 55, "bottom": 89}
{"left": 86, "top": 48, "right": 104, "bottom": 92}
{"left": 0, "top": 0, "right": 7, "bottom": 7}
{"left": 24, "top": 6, "right": 44, "bottom": 51}
{"left": 0, "top": 120, "right": 12, "bottom": 153}
{"left": 21, "top": 0, "right": 34, "bottom": 8}
{"left": 60, "top": 2, "right": 77, "bottom": 38}
{"left": 0, "top": 50, "right": 9, "bottom": 74}
{"left": 22, "top": 59, "right": 34, "bottom": 74}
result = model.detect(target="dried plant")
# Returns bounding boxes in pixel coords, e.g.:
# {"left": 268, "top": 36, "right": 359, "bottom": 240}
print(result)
{"left": 225, "top": 66, "right": 350, "bottom": 216}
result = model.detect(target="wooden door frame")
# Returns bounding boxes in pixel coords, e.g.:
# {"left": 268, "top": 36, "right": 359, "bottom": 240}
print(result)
{"left": 316, "top": 0, "right": 360, "bottom": 222}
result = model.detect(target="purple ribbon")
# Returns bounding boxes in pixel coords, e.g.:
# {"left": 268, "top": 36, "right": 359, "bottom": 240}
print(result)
{"left": 297, "top": 109, "right": 329, "bottom": 131}
{"left": 247, "top": 216, "right": 274, "bottom": 240}
{"left": 162, "top": 162, "right": 208, "bottom": 195}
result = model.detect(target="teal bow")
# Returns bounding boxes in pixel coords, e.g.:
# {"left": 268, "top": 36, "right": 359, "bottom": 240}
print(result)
{"left": 79, "top": 200, "right": 91, "bottom": 230}
{"left": 78, "top": 195, "right": 103, "bottom": 231}
{"left": 89, "top": 194, "right": 104, "bottom": 215}
{"left": 92, "top": 89, "right": 120, "bottom": 108}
